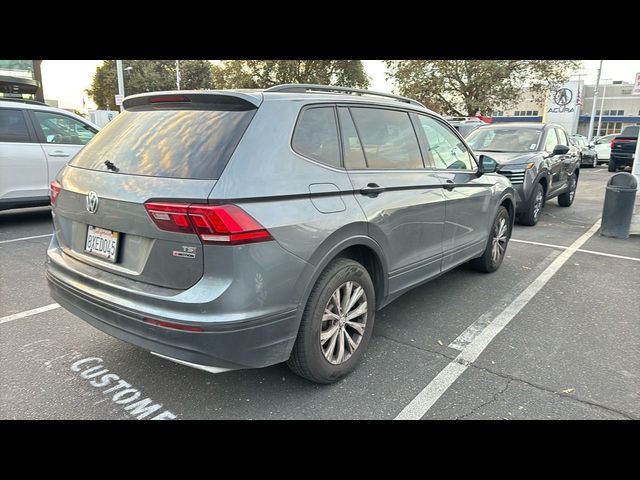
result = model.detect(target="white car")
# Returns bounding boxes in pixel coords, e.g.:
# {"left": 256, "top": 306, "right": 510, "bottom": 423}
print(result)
{"left": 0, "top": 99, "right": 99, "bottom": 210}
{"left": 590, "top": 133, "right": 616, "bottom": 163}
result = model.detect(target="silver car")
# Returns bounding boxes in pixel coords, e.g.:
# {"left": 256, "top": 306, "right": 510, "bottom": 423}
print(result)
{"left": 46, "top": 85, "right": 515, "bottom": 384}
{"left": 0, "top": 99, "right": 99, "bottom": 210}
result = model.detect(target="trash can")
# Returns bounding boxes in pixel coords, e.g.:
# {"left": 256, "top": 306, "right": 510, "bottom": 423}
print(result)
{"left": 600, "top": 172, "right": 638, "bottom": 239}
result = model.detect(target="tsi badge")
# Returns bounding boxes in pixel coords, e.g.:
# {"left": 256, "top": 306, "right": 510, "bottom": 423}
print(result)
{"left": 172, "top": 246, "right": 197, "bottom": 259}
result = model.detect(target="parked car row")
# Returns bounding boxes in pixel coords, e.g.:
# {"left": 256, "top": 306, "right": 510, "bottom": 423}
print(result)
{"left": 570, "top": 134, "right": 599, "bottom": 168}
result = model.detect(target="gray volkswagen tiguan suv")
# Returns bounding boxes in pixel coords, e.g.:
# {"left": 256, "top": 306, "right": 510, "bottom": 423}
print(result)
{"left": 46, "top": 85, "right": 515, "bottom": 384}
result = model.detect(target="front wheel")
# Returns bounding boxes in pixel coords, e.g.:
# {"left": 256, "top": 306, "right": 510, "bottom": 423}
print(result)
{"left": 558, "top": 172, "right": 578, "bottom": 207}
{"left": 518, "top": 183, "right": 544, "bottom": 226}
{"left": 593, "top": 154, "right": 598, "bottom": 168}
{"left": 470, "top": 206, "right": 511, "bottom": 273}
{"left": 287, "top": 258, "right": 375, "bottom": 384}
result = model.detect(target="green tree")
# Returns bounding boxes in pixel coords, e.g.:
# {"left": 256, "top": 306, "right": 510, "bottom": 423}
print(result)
{"left": 210, "top": 60, "right": 370, "bottom": 89}
{"left": 86, "top": 60, "right": 214, "bottom": 110}
{"left": 385, "top": 60, "right": 581, "bottom": 116}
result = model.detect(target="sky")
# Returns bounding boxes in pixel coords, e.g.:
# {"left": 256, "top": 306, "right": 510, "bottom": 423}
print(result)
{"left": 40, "top": 60, "right": 640, "bottom": 111}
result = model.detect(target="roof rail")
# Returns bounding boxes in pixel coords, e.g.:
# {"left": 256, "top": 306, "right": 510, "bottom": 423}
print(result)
{"left": 264, "top": 84, "right": 426, "bottom": 109}
{"left": 0, "top": 97, "right": 49, "bottom": 106}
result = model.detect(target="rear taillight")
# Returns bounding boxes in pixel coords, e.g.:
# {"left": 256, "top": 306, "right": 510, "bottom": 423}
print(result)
{"left": 611, "top": 140, "right": 615, "bottom": 148}
{"left": 144, "top": 203, "right": 193, "bottom": 234}
{"left": 50, "top": 180, "right": 61, "bottom": 206}
{"left": 144, "top": 202, "right": 272, "bottom": 245}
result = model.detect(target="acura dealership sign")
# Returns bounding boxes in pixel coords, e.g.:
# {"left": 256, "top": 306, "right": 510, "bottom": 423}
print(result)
{"left": 546, "top": 80, "right": 583, "bottom": 134}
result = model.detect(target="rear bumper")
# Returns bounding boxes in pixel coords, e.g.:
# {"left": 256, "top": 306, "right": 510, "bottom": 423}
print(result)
{"left": 610, "top": 152, "right": 634, "bottom": 167}
{"left": 48, "top": 270, "right": 299, "bottom": 371}
{"left": 46, "top": 232, "right": 307, "bottom": 371}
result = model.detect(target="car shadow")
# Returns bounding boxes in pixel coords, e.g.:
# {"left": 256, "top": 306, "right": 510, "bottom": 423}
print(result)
{"left": 0, "top": 207, "right": 52, "bottom": 227}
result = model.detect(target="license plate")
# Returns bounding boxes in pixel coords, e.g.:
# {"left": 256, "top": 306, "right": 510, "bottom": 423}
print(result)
{"left": 85, "top": 225, "right": 119, "bottom": 262}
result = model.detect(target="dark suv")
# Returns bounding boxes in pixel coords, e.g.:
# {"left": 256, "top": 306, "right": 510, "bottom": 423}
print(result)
{"left": 466, "top": 122, "right": 581, "bottom": 226}
{"left": 609, "top": 125, "right": 638, "bottom": 172}
{"left": 46, "top": 85, "right": 515, "bottom": 384}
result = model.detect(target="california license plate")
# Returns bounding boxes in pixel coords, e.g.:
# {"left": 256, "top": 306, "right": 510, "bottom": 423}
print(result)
{"left": 85, "top": 225, "right": 119, "bottom": 262}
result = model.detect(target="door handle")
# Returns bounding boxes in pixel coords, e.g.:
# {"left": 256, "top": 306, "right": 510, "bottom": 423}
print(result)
{"left": 360, "top": 183, "right": 385, "bottom": 196}
{"left": 443, "top": 180, "right": 455, "bottom": 191}
{"left": 48, "top": 151, "right": 70, "bottom": 157}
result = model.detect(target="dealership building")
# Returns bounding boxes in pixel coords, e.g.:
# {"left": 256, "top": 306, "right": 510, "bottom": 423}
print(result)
{"left": 491, "top": 80, "right": 640, "bottom": 137}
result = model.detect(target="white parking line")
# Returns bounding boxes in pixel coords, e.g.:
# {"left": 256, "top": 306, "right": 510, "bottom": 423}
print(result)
{"left": 0, "top": 304, "right": 60, "bottom": 325}
{"left": 0, "top": 233, "right": 53, "bottom": 244}
{"left": 395, "top": 219, "right": 602, "bottom": 420}
{"left": 511, "top": 238, "right": 640, "bottom": 262}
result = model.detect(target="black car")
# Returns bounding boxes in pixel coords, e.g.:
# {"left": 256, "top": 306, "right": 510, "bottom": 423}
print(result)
{"left": 466, "top": 122, "right": 581, "bottom": 226}
{"left": 570, "top": 135, "right": 598, "bottom": 168}
{"left": 609, "top": 126, "right": 638, "bottom": 172}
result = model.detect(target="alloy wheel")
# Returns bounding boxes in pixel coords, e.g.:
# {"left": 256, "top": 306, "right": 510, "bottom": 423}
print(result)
{"left": 533, "top": 190, "right": 543, "bottom": 220}
{"left": 569, "top": 175, "right": 577, "bottom": 202}
{"left": 491, "top": 216, "right": 509, "bottom": 265}
{"left": 320, "top": 281, "right": 368, "bottom": 365}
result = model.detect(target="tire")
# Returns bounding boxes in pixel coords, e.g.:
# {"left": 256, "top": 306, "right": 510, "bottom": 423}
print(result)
{"left": 518, "top": 183, "right": 545, "bottom": 226}
{"left": 558, "top": 171, "right": 578, "bottom": 207}
{"left": 470, "top": 206, "right": 511, "bottom": 273}
{"left": 593, "top": 154, "right": 598, "bottom": 168}
{"left": 608, "top": 161, "right": 617, "bottom": 172}
{"left": 287, "top": 258, "right": 375, "bottom": 384}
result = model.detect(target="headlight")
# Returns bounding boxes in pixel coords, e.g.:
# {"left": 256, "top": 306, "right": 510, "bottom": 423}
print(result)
{"left": 504, "top": 162, "right": 535, "bottom": 171}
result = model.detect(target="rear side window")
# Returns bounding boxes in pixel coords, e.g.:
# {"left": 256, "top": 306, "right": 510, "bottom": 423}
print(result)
{"left": 292, "top": 107, "right": 340, "bottom": 168}
{"left": 349, "top": 107, "right": 423, "bottom": 169}
{"left": 69, "top": 106, "right": 256, "bottom": 179}
{"left": 33, "top": 111, "right": 96, "bottom": 145}
{"left": 338, "top": 107, "right": 366, "bottom": 169}
{"left": 0, "top": 109, "right": 30, "bottom": 143}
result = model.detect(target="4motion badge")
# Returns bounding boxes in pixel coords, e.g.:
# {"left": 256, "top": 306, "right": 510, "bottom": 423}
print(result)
{"left": 172, "top": 246, "right": 197, "bottom": 259}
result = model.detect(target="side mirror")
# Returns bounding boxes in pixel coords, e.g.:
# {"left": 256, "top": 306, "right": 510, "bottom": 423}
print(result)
{"left": 477, "top": 154, "right": 497, "bottom": 175}
{"left": 552, "top": 144, "right": 570, "bottom": 156}
{"left": 588, "top": 143, "right": 595, "bottom": 149}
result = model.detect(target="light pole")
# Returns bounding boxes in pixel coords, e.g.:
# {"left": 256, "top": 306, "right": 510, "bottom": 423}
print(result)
{"left": 116, "top": 60, "right": 125, "bottom": 112}
{"left": 176, "top": 60, "right": 181, "bottom": 90}
{"left": 596, "top": 78, "right": 610, "bottom": 138}
{"left": 587, "top": 60, "right": 603, "bottom": 142}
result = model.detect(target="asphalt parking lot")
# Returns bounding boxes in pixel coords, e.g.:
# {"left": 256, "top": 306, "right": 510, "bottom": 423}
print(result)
{"left": 1, "top": 166, "right": 638, "bottom": 420}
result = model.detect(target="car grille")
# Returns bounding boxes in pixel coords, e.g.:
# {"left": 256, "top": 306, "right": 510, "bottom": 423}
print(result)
{"left": 499, "top": 170, "right": 525, "bottom": 185}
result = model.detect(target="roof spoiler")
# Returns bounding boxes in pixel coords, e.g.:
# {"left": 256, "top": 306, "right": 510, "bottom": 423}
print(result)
{"left": 122, "top": 90, "right": 263, "bottom": 110}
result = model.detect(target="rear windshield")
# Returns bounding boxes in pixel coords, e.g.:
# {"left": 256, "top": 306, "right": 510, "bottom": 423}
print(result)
{"left": 69, "top": 105, "right": 256, "bottom": 179}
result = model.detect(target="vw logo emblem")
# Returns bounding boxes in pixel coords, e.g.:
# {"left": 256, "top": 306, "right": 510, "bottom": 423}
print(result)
{"left": 86, "top": 191, "right": 99, "bottom": 214}
{"left": 553, "top": 88, "right": 573, "bottom": 106}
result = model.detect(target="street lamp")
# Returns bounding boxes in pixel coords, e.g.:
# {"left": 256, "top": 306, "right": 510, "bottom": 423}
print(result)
{"left": 587, "top": 60, "right": 603, "bottom": 142}
{"left": 596, "top": 79, "right": 611, "bottom": 139}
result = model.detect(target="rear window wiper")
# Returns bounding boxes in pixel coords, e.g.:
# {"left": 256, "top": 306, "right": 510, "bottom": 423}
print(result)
{"left": 104, "top": 160, "right": 119, "bottom": 172}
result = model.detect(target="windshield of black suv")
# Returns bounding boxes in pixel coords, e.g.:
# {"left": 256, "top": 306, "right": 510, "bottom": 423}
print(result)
{"left": 466, "top": 127, "right": 542, "bottom": 153}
